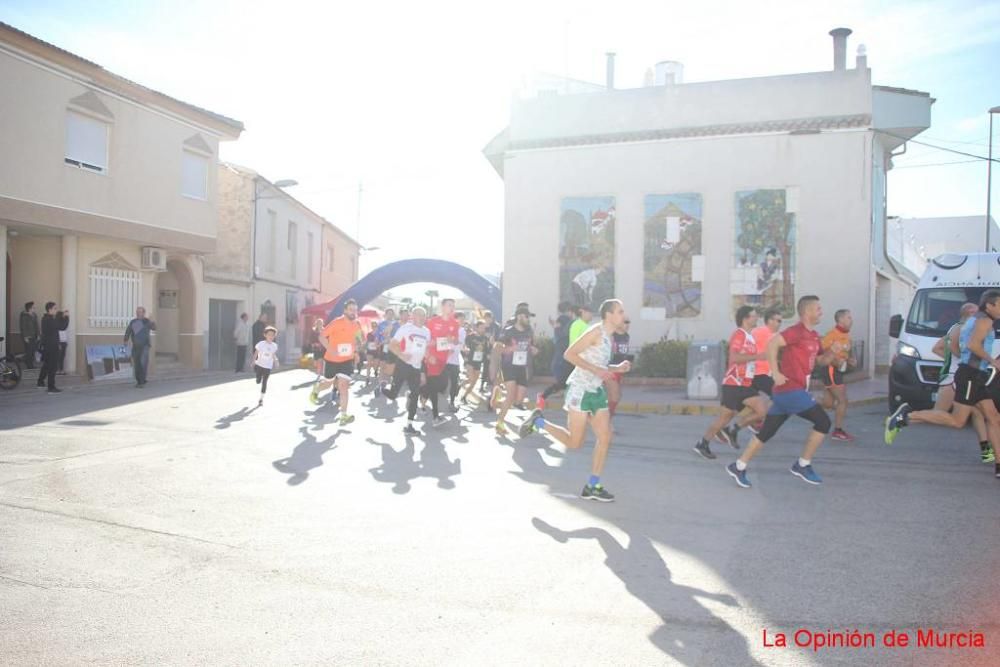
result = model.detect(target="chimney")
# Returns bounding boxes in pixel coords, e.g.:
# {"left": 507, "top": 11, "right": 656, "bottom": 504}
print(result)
{"left": 829, "top": 27, "right": 852, "bottom": 71}
{"left": 654, "top": 61, "right": 684, "bottom": 85}
{"left": 855, "top": 44, "right": 868, "bottom": 69}
{"left": 605, "top": 52, "right": 616, "bottom": 90}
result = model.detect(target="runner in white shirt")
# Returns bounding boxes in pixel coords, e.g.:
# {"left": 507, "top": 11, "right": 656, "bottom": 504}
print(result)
{"left": 385, "top": 307, "right": 433, "bottom": 435}
{"left": 253, "top": 326, "right": 279, "bottom": 407}
{"left": 445, "top": 313, "right": 467, "bottom": 412}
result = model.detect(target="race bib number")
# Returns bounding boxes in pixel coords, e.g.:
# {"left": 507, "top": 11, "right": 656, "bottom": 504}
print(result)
{"left": 367, "top": 342, "right": 377, "bottom": 351}
{"left": 473, "top": 351, "right": 483, "bottom": 362}
{"left": 436, "top": 338, "right": 451, "bottom": 352}
{"left": 512, "top": 350, "right": 528, "bottom": 366}
{"left": 337, "top": 343, "right": 353, "bottom": 357}
{"left": 410, "top": 337, "right": 427, "bottom": 356}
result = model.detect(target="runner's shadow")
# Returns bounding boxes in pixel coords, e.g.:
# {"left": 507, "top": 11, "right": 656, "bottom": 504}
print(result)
{"left": 366, "top": 432, "right": 462, "bottom": 493}
{"left": 532, "top": 518, "right": 761, "bottom": 666}
{"left": 272, "top": 426, "right": 340, "bottom": 486}
{"left": 364, "top": 396, "right": 405, "bottom": 422}
{"left": 214, "top": 405, "right": 258, "bottom": 430}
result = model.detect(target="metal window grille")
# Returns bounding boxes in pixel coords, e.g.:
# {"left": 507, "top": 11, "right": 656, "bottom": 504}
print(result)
{"left": 89, "top": 266, "right": 140, "bottom": 328}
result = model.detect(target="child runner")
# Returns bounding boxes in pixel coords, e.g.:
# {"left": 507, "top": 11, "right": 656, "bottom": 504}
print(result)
{"left": 310, "top": 299, "right": 363, "bottom": 426}
{"left": 519, "top": 299, "right": 631, "bottom": 502}
{"left": 253, "top": 326, "right": 278, "bottom": 406}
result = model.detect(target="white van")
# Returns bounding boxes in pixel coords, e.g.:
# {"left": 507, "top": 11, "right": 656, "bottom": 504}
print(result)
{"left": 888, "top": 252, "right": 1000, "bottom": 411}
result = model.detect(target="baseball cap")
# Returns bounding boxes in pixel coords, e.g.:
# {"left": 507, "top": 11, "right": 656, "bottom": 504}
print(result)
{"left": 515, "top": 305, "right": 535, "bottom": 317}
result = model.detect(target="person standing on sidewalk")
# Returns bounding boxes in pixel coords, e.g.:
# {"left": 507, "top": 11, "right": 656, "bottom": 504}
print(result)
{"left": 233, "top": 313, "right": 250, "bottom": 373}
{"left": 124, "top": 307, "right": 156, "bottom": 388}
{"left": 252, "top": 312, "right": 269, "bottom": 348}
{"left": 55, "top": 309, "right": 70, "bottom": 374}
{"left": 36, "top": 302, "right": 61, "bottom": 393}
{"left": 19, "top": 302, "right": 39, "bottom": 369}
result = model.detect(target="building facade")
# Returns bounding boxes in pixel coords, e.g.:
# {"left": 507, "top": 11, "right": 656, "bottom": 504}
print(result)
{"left": 485, "top": 29, "right": 933, "bottom": 375}
{"left": 0, "top": 22, "right": 243, "bottom": 375}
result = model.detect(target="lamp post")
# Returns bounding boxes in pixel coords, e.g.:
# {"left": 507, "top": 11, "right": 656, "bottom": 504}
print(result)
{"left": 988, "top": 106, "right": 1000, "bottom": 251}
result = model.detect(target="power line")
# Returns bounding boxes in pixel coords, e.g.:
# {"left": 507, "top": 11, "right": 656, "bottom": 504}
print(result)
{"left": 876, "top": 130, "right": 1000, "bottom": 163}
{"left": 923, "top": 134, "right": 989, "bottom": 147}
{"left": 894, "top": 158, "right": 980, "bottom": 169}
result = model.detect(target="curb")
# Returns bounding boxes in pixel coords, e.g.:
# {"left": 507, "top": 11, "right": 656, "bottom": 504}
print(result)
{"left": 543, "top": 394, "right": 886, "bottom": 416}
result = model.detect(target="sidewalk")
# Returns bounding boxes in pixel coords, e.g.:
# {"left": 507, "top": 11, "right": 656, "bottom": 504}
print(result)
{"left": 0, "top": 364, "right": 248, "bottom": 401}
{"left": 533, "top": 374, "right": 890, "bottom": 416}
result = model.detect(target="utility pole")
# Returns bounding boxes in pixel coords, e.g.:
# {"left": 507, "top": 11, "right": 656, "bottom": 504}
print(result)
{"left": 356, "top": 180, "right": 363, "bottom": 245}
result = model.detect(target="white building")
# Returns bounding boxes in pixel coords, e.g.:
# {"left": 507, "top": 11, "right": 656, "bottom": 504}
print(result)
{"left": 485, "top": 28, "right": 933, "bottom": 375}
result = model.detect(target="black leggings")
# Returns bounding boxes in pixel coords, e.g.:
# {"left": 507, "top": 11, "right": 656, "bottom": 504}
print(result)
{"left": 255, "top": 366, "right": 271, "bottom": 394}
{"left": 542, "top": 363, "right": 575, "bottom": 399}
{"left": 446, "top": 364, "right": 461, "bottom": 402}
{"left": 420, "top": 373, "right": 446, "bottom": 418}
{"left": 756, "top": 404, "right": 831, "bottom": 443}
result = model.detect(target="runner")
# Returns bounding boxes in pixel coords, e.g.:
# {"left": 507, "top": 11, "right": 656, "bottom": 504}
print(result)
{"left": 460, "top": 319, "right": 489, "bottom": 404}
{"left": 694, "top": 306, "right": 769, "bottom": 459}
{"left": 372, "top": 308, "right": 397, "bottom": 393}
{"left": 744, "top": 307, "right": 782, "bottom": 433}
{"left": 537, "top": 304, "right": 593, "bottom": 408}
{"left": 606, "top": 317, "right": 632, "bottom": 417}
{"left": 252, "top": 326, "right": 279, "bottom": 407}
{"left": 310, "top": 299, "right": 363, "bottom": 426}
{"left": 885, "top": 290, "right": 1000, "bottom": 479}
{"left": 384, "top": 306, "right": 432, "bottom": 435}
{"left": 725, "top": 295, "right": 836, "bottom": 488}
{"left": 445, "top": 312, "right": 467, "bottom": 412}
{"left": 518, "top": 299, "right": 631, "bottom": 502}
{"left": 931, "top": 303, "right": 992, "bottom": 462}
{"left": 364, "top": 326, "right": 380, "bottom": 382}
{"left": 817, "top": 309, "right": 857, "bottom": 441}
{"left": 493, "top": 305, "right": 536, "bottom": 435}
{"left": 536, "top": 302, "right": 576, "bottom": 409}
{"left": 425, "top": 298, "right": 461, "bottom": 418}
{"left": 310, "top": 319, "right": 325, "bottom": 378}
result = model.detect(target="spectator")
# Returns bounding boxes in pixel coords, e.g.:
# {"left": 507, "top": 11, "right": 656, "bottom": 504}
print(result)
{"left": 36, "top": 301, "right": 61, "bottom": 393}
{"left": 56, "top": 309, "right": 70, "bottom": 374}
{"left": 19, "top": 302, "right": 39, "bottom": 369}
{"left": 233, "top": 313, "right": 250, "bottom": 373}
{"left": 252, "top": 312, "right": 269, "bottom": 348}
{"left": 124, "top": 306, "right": 156, "bottom": 388}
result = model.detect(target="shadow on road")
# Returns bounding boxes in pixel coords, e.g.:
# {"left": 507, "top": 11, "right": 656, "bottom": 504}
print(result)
{"left": 272, "top": 426, "right": 342, "bottom": 486}
{"left": 532, "top": 518, "right": 761, "bottom": 666}
{"left": 214, "top": 405, "right": 259, "bottom": 430}
{"left": 366, "top": 430, "right": 462, "bottom": 494}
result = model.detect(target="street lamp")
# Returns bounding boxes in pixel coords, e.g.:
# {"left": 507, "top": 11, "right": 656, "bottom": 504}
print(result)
{"left": 987, "top": 106, "right": 1000, "bottom": 251}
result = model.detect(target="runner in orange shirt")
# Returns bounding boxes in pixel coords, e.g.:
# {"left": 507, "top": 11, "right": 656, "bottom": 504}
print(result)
{"left": 310, "top": 299, "right": 363, "bottom": 426}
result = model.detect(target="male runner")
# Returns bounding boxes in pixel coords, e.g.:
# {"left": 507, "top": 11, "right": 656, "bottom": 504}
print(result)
{"left": 745, "top": 307, "right": 782, "bottom": 432}
{"left": 519, "top": 299, "right": 631, "bottom": 501}
{"left": 694, "top": 306, "right": 769, "bottom": 459}
{"left": 385, "top": 306, "right": 432, "bottom": 435}
{"left": 726, "top": 295, "right": 836, "bottom": 488}
{"left": 479, "top": 310, "right": 501, "bottom": 393}
{"left": 310, "top": 299, "right": 363, "bottom": 426}
{"left": 444, "top": 312, "right": 467, "bottom": 411}
{"left": 426, "top": 299, "right": 461, "bottom": 417}
{"left": 817, "top": 309, "right": 857, "bottom": 441}
{"left": 460, "top": 319, "right": 489, "bottom": 403}
{"left": 537, "top": 304, "right": 593, "bottom": 408}
{"left": 885, "top": 290, "right": 1000, "bottom": 479}
{"left": 493, "top": 305, "right": 535, "bottom": 435}
{"left": 606, "top": 317, "right": 631, "bottom": 417}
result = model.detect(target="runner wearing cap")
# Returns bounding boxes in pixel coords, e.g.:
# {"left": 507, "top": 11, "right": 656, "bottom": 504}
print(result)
{"left": 493, "top": 305, "right": 536, "bottom": 435}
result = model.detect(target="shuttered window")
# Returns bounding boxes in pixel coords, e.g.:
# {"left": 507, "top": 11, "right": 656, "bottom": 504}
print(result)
{"left": 65, "top": 111, "right": 109, "bottom": 173}
{"left": 89, "top": 266, "right": 140, "bottom": 328}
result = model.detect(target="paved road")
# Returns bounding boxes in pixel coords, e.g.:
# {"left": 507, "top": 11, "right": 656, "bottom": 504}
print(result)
{"left": 1, "top": 371, "right": 997, "bottom": 666}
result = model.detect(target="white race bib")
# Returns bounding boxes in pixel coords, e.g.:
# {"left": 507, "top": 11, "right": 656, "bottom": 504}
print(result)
{"left": 410, "top": 337, "right": 427, "bottom": 356}
{"left": 473, "top": 351, "right": 483, "bottom": 362}
{"left": 512, "top": 350, "right": 528, "bottom": 366}
{"left": 436, "top": 338, "right": 452, "bottom": 352}
{"left": 58, "top": 331, "right": 68, "bottom": 344}
{"left": 337, "top": 343, "right": 353, "bottom": 357}
{"left": 746, "top": 361, "right": 756, "bottom": 377}
{"left": 367, "top": 342, "right": 377, "bottom": 351}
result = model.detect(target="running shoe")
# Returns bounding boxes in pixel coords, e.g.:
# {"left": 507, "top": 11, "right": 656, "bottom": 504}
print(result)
{"left": 884, "top": 403, "right": 910, "bottom": 445}
{"left": 726, "top": 462, "right": 751, "bottom": 488}
{"left": 432, "top": 415, "right": 448, "bottom": 427}
{"left": 339, "top": 414, "right": 355, "bottom": 426}
{"left": 519, "top": 409, "right": 543, "bottom": 438}
{"left": 693, "top": 439, "right": 716, "bottom": 460}
{"left": 495, "top": 422, "right": 509, "bottom": 436}
{"left": 714, "top": 427, "right": 733, "bottom": 446}
{"left": 580, "top": 484, "right": 615, "bottom": 502}
{"left": 725, "top": 425, "right": 740, "bottom": 449}
{"left": 982, "top": 447, "right": 996, "bottom": 464}
{"left": 308, "top": 391, "right": 320, "bottom": 405}
{"left": 831, "top": 428, "right": 855, "bottom": 442}
{"left": 790, "top": 461, "right": 823, "bottom": 485}
{"left": 403, "top": 424, "right": 420, "bottom": 436}
{"left": 536, "top": 393, "right": 546, "bottom": 410}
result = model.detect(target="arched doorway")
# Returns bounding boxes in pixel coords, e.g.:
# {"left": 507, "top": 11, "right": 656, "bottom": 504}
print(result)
{"left": 157, "top": 258, "right": 201, "bottom": 368}
{"left": 325, "top": 259, "right": 501, "bottom": 319}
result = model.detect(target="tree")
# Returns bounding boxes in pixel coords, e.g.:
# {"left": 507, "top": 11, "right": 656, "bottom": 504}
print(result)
{"left": 425, "top": 289, "right": 439, "bottom": 312}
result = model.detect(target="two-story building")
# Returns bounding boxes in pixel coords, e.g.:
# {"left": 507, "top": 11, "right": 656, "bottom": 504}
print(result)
{"left": 484, "top": 28, "right": 934, "bottom": 374}
{"left": 0, "top": 22, "right": 243, "bottom": 374}
{"left": 207, "top": 163, "right": 360, "bottom": 365}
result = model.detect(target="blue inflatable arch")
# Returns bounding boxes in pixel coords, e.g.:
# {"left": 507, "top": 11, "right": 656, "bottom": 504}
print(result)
{"left": 327, "top": 259, "right": 502, "bottom": 319}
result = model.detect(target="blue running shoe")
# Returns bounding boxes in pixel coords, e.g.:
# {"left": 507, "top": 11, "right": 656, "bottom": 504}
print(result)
{"left": 726, "top": 462, "right": 751, "bottom": 488}
{"left": 790, "top": 461, "right": 823, "bottom": 485}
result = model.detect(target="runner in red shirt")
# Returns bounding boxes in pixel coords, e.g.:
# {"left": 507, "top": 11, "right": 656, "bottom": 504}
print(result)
{"left": 726, "top": 296, "right": 836, "bottom": 489}
{"left": 422, "top": 298, "right": 460, "bottom": 426}
{"left": 693, "top": 306, "right": 768, "bottom": 460}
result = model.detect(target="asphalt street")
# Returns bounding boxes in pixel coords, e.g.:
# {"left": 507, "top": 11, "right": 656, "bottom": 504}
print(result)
{"left": 1, "top": 371, "right": 998, "bottom": 666}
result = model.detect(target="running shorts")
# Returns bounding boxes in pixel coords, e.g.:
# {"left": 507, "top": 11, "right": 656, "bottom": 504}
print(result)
{"left": 721, "top": 385, "right": 758, "bottom": 411}
{"left": 501, "top": 362, "right": 528, "bottom": 387}
{"left": 565, "top": 384, "right": 608, "bottom": 415}
{"left": 820, "top": 365, "right": 845, "bottom": 387}
{"left": 751, "top": 374, "right": 774, "bottom": 396}
{"left": 768, "top": 389, "right": 818, "bottom": 416}
{"left": 954, "top": 364, "right": 989, "bottom": 407}
{"left": 324, "top": 360, "right": 355, "bottom": 380}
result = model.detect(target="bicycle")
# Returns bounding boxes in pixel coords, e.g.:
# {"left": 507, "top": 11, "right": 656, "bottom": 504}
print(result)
{"left": 0, "top": 337, "right": 23, "bottom": 390}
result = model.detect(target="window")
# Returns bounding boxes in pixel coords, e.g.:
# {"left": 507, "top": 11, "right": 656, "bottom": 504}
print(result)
{"left": 326, "top": 244, "right": 335, "bottom": 271}
{"left": 89, "top": 266, "right": 140, "bottom": 328}
{"left": 306, "top": 232, "right": 314, "bottom": 283}
{"left": 266, "top": 210, "right": 277, "bottom": 273}
{"left": 287, "top": 222, "right": 298, "bottom": 279}
{"left": 181, "top": 150, "right": 209, "bottom": 199}
{"left": 65, "top": 110, "right": 109, "bottom": 173}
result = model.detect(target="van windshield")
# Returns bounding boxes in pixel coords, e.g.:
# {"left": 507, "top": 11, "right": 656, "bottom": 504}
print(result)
{"left": 906, "top": 287, "right": 992, "bottom": 338}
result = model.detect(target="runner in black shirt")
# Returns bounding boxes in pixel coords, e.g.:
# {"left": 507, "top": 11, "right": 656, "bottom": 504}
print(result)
{"left": 493, "top": 307, "right": 536, "bottom": 436}
{"left": 460, "top": 320, "right": 489, "bottom": 404}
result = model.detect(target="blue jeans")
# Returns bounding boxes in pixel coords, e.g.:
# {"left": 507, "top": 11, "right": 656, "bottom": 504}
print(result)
{"left": 132, "top": 345, "right": 150, "bottom": 385}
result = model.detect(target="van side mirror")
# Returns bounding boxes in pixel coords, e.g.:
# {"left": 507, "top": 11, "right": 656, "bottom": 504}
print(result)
{"left": 889, "top": 314, "right": 903, "bottom": 339}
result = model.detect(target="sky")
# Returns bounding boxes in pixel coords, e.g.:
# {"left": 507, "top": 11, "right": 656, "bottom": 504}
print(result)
{"left": 3, "top": 0, "right": 999, "bottom": 302}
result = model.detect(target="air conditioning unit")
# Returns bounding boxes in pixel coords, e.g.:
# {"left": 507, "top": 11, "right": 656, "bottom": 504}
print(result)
{"left": 141, "top": 247, "right": 167, "bottom": 272}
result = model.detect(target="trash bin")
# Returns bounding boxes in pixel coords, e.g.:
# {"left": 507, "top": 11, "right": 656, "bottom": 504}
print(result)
{"left": 686, "top": 340, "right": 723, "bottom": 400}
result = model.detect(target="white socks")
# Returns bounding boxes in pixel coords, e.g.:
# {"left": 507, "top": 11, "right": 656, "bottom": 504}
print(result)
{"left": 735, "top": 460, "right": 748, "bottom": 471}
{"left": 798, "top": 458, "right": 811, "bottom": 467}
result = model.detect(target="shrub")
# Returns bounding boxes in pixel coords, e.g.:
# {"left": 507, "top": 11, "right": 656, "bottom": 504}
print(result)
{"left": 635, "top": 338, "right": 689, "bottom": 378}
{"left": 532, "top": 335, "right": 555, "bottom": 375}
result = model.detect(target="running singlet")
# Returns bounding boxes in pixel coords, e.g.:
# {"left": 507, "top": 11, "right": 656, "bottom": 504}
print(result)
{"left": 499, "top": 324, "right": 533, "bottom": 366}
{"left": 774, "top": 322, "right": 820, "bottom": 393}
{"left": 611, "top": 332, "right": 630, "bottom": 365}
{"left": 751, "top": 325, "right": 775, "bottom": 375}
{"left": 567, "top": 323, "right": 611, "bottom": 392}
{"left": 821, "top": 326, "right": 852, "bottom": 371}
{"left": 465, "top": 334, "right": 487, "bottom": 363}
{"left": 392, "top": 323, "right": 431, "bottom": 370}
{"left": 323, "top": 316, "right": 363, "bottom": 363}
{"left": 959, "top": 315, "right": 995, "bottom": 368}
{"left": 426, "top": 316, "right": 460, "bottom": 366}
{"left": 723, "top": 328, "right": 757, "bottom": 388}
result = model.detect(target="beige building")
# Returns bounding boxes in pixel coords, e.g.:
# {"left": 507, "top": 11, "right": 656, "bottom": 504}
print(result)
{"left": 207, "top": 163, "right": 360, "bottom": 365}
{"left": 0, "top": 22, "right": 243, "bottom": 374}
